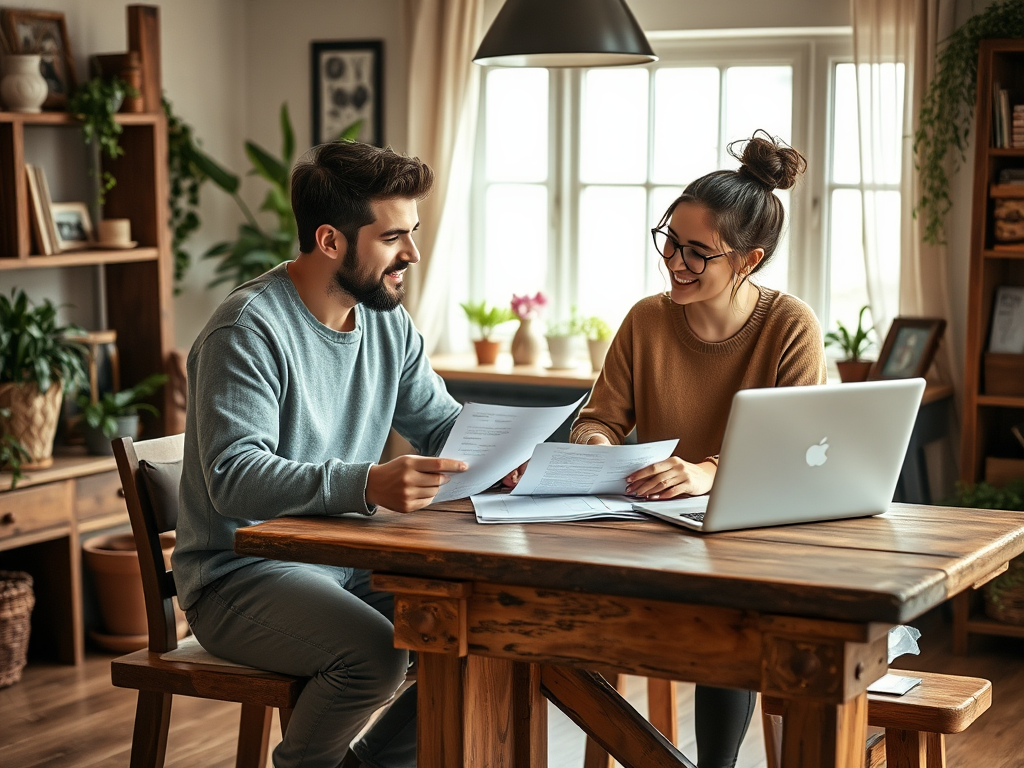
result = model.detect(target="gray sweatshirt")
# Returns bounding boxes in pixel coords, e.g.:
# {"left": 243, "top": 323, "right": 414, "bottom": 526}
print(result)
{"left": 172, "top": 263, "right": 461, "bottom": 610}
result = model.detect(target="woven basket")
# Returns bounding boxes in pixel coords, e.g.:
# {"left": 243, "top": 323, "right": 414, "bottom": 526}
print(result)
{"left": 0, "top": 381, "right": 63, "bottom": 470}
{"left": 984, "top": 558, "right": 1024, "bottom": 626}
{"left": 0, "top": 571, "right": 35, "bottom": 688}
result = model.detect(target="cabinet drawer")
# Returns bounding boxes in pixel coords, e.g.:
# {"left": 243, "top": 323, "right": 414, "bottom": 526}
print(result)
{"left": 0, "top": 482, "right": 71, "bottom": 542}
{"left": 75, "top": 470, "right": 126, "bottom": 524}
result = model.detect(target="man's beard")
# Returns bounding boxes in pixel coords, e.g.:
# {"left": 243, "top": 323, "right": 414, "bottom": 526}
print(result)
{"left": 332, "top": 237, "right": 406, "bottom": 313}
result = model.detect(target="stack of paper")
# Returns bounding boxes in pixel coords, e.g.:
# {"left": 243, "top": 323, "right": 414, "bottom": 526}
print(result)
{"left": 471, "top": 493, "right": 643, "bottom": 524}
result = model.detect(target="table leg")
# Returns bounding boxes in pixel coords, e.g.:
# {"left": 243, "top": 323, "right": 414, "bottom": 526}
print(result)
{"left": 779, "top": 692, "right": 868, "bottom": 768}
{"left": 418, "top": 653, "right": 464, "bottom": 768}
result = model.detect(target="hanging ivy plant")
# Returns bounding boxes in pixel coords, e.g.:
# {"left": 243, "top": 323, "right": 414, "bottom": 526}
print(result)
{"left": 67, "top": 76, "right": 138, "bottom": 206}
{"left": 914, "top": 0, "right": 1024, "bottom": 245}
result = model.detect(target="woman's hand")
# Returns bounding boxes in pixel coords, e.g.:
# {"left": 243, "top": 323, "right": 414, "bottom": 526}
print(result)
{"left": 502, "top": 461, "right": 529, "bottom": 488}
{"left": 625, "top": 457, "right": 716, "bottom": 500}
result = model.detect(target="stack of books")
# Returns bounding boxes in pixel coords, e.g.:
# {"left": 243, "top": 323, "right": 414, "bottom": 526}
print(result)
{"left": 992, "top": 85, "right": 1024, "bottom": 149}
{"left": 1015, "top": 104, "right": 1024, "bottom": 149}
{"left": 25, "top": 164, "right": 60, "bottom": 255}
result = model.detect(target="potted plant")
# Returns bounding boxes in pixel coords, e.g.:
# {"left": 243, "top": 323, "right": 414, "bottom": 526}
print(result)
{"left": 75, "top": 373, "right": 169, "bottom": 456}
{"left": 0, "top": 290, "right": 88, "bottom": 469}
{"left": 581, "top": 316, "right": 614, "bottom": 372}
{"left": 68, "top": 75, "right": 138, "bottom": 206}
{"left": 460, "top": 300, "right": 516, "bottom": 365}
{"left": 824, "top": 305, "right": 875, "bottom": 382}
{"left": 0, "top": 409, "right": 30, "bottom": 490}
{"left": 509, "top": 292, "right": 548, "bottom": 366}
{"left": 545, "top": 307, "right": 584, "bottom": 369}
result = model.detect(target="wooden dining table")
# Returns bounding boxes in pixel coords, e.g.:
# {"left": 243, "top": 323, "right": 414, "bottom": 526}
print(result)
{"left": 234, "top": 499, "right": 1024, "bottom": 768}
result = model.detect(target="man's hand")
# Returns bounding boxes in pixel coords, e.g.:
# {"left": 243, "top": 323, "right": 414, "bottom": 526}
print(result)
{"left": 366, "top": 456, "right": 467, "bottom": 513}
{"left": 625, "top": 457, "right": 716, "bottom": 500}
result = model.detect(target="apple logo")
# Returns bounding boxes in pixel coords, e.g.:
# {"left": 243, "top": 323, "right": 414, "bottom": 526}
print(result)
{"left": 805, "top": 437, "right": 829, "bottom": 467}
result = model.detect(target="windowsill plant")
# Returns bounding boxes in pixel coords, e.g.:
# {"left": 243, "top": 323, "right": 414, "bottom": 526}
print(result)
{"left": 460, "top": 300, "right": 516, "bottom": 365}
{"left": 581, "top": 316, "right": 614, "bottom": 373}
{"left": 824, "top": 305, "right": 875, "bottom": 382}
{"left": 75, "top": 373, "right": 169, "bottom": 456}
{"left": 545, "top": 307, "right": 585, "bottom": 369}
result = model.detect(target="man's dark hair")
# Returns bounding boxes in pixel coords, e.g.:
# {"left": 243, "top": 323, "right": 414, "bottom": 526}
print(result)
{"left": 291, "top": 142, "right": 434, "bottom": 254}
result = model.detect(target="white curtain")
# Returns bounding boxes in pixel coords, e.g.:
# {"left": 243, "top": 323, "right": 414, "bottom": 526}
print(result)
{"left": 851, "top": 0, "right": 958, "bottom": 393}
{"left": 404, "top": 0, "right": 485, "bottom": 353}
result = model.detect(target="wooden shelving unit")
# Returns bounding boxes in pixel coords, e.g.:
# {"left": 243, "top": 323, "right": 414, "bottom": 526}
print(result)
{"left": 955, "top": 39, "right": 1024, "bottom": 654}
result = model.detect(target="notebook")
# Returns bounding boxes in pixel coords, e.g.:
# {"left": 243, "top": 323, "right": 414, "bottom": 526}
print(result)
{"left": 632, "top": 379, "right": 926, "bottom": 533}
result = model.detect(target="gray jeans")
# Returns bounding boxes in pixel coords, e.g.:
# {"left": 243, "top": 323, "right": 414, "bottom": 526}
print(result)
{"left": 185, "top": 560, "right": 416, "bottom": 768}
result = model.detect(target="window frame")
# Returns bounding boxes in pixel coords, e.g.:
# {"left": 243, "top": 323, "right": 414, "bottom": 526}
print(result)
{"left": 468, "top": 32, "right": 857, "bottom": 336}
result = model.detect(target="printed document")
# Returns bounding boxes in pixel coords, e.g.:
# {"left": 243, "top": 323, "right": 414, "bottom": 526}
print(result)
{"left": 509, "top": 439, "right": 679, "bottom": 496}
{"left": 472, "top": 493, "right": 643, "bottom": 524}
{"left": 431, "top": 396, "right": 587, "bottom": 503}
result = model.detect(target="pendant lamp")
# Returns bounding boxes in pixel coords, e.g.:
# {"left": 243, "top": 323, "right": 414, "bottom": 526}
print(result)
{"left": 473, "top": 0, "right": 657, "bottom": 68}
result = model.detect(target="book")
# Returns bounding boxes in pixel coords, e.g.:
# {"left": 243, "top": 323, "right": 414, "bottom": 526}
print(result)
{"left": 994, "top": 82, "right": 1004, "bottom": 147}
{"left": 24, "top": 164, "right": 54, "bottom": 255}
{"left": 1000, "top": 89, "right": 1012, "bottom": 149}
{"left": 33, "top": 166, "right": 62, "bottom": 253}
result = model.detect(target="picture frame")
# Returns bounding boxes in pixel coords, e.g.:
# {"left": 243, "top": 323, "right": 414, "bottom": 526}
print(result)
{"left": 311, "top": 40, "right": 383, "bottom": 147}
{"left": 50, "top": 202, "right": 93, "bottom": 251}
{"left": 869, "top": 317, "right": 946, "bottom": 380}
{"left": 0, "top": 9, "right": 77, "bottom": 109}
{"left": 988, "top": 285, "right": 1024, "bottom": 353}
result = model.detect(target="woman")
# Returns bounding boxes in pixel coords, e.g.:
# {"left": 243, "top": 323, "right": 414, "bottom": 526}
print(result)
{"left": 571, "top": 131, "right": 827, "bottom": 767}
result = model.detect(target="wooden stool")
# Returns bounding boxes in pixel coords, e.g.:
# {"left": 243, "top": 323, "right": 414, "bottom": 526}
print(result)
{"left": 762, "top": 670, "right": 991, "bottom": 768}
{"left": 584, "top": 671, "right": 990, "bottom": 768}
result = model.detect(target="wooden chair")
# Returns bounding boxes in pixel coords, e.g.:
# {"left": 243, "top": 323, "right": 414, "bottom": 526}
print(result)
{"left": 585, "top": 671, "right": 991, "bottom": 768}
{"left": 109, "top": 435, "right": 304, "bottom": 768}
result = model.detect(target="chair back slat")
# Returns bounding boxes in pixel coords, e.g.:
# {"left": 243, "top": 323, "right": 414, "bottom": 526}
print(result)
{"left": 112, "top": 434, "right": 185, "bottom": 654}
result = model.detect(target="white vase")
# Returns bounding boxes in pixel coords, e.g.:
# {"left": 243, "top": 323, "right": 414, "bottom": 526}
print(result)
{"left": 587, "top": 338, "right": 612, "bottom": 373}
{"left": 1, "top": 55, "right": 48, "bottom": 113}
{"left": 511, "top": 318, "right": 543, "bottom": 366}
{"left": 546, "top": 335, "right": 576, "bottom": 369}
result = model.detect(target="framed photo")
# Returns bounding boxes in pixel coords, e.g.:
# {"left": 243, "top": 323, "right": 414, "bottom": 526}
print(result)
{"left": 988, "top": 285, "right": 1024, "bottom": 353}
{"left": 50, "top": 202, "right": 93, "bottom": 251}
{"left": 869, "top": 317, "right": 946, "bottom": 380}
{"left": 311, "top": 40, "right": 383, "bottom": 147}
{"left": 0, "top": 9, "right": 77, "bottom": 109}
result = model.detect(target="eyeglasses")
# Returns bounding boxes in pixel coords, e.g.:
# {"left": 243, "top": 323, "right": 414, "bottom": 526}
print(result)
{"left": 650, "top": 228, "right": 732, "bottom": 275}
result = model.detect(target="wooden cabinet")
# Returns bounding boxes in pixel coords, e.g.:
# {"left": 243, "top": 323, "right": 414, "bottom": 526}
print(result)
{"left": 955, "top": 39, "right": 1024, "bottom": 653}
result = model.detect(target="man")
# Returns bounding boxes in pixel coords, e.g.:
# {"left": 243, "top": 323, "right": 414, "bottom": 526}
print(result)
{"left": 173, "top": 141, "right": 466, "bottom": 768}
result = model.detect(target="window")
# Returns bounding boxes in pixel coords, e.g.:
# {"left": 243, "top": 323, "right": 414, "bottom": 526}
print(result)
{"left": 467, "top": 35, "right": 902, "bottom": 344}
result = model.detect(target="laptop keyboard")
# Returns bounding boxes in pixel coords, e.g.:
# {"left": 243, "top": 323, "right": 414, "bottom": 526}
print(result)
{"left": 678, "top": 511, "right": 705, "bottom": 522}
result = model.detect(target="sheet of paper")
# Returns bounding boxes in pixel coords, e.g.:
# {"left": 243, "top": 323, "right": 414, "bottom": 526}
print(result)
{"left": 472, "top": 493, "right": 645, "bottom": 524}
{"left": 510, "top": 439, "right": 679, "bottom": 496}
{"left": 866, "top": 673, "right": 922, "bottom": 696}
{"left": 432, "top": 396, "right": 587, "bottom": 503}
{"left": 631, "top": 496, "right": 710, "bottom": 515}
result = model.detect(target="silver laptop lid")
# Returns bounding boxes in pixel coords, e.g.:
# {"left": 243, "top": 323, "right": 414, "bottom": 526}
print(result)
{"left": 702, "top": 379, "right": 926, "bottom": 532}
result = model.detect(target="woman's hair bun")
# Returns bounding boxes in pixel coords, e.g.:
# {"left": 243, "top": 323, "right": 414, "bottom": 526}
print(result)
{"left": 728, "top": 129, "right": 807, "bottom": 191}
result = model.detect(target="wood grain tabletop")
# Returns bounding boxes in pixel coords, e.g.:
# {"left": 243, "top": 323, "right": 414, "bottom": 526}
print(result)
{"left": 234, "top": 502, "right": 1024, "bottom": 625}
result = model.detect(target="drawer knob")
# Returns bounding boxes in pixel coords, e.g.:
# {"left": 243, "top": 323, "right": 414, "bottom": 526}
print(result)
{"left": 1, "top": 511, "right": 15, "bottom": 526}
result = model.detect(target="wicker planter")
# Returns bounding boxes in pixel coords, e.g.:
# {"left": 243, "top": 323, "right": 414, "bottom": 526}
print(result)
{"left": 0, "top": 571, "right": 35, "bottom": 688}
{"left": 984, "top": 557, "right": 1024, "bottom": 625}
{"left": 0, "top": 381, "right": 63, "bottom": 469}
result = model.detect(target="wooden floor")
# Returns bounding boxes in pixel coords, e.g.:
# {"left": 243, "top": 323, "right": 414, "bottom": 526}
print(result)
{"left": 2, "top": 607, "right": 1022, "bottom": 767}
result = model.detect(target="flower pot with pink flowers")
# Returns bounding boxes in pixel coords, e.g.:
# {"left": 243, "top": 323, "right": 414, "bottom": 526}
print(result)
{"left": 510, "top": 292, "right": 548, "bottom": 366}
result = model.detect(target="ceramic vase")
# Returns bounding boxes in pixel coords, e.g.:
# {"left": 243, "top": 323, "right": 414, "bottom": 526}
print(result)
{"left": 0, "top": 55, "right": 48, "bottom": 114}
{"left": 83, "top": 414, "right": 139, "bottom": 456}
{"left": 511, "top": 319, "right": 543, "bottom": 366}
{"left": 587, "top": 338, "right": 612, "bottom": 373}
{"left": 546, "top": 336, "right": 576, "bottom": 369}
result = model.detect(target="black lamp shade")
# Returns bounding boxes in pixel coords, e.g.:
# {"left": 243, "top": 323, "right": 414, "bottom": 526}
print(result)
{"left": 473, "top": 0, "right": 657, "bottom": 68}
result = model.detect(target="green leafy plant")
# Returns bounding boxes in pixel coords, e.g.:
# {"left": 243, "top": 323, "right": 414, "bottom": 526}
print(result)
{"left": 75, "top": 374, "right": 169, "bottom": 439}
{"left": 581, "top": 316, "right": 613, "bottom": 341}
{"left": 0, "top": 289, "right": 88, "bottom": 394}
{"left": 196, "top": 103, "right": 362, "bottom": 288}
{"left": 0, "top": 408, "right": 30, "bottom": 490}
{"left": 164, "top": 96, "right": 212, "bottom": 291}
{"left": 914, "top": 1, "right": 1024, "bottom": 245}
{"left": 824, "top": 305, "right": 875, "bottom": 362}
{"left": 546, "top": 306, "right": 585, "bottom": 338}
{"left": 67, "top": 76, "right": 139, "bottom": 206}
{"left": 460, "top": 300, "right": 516, "bottom": 340}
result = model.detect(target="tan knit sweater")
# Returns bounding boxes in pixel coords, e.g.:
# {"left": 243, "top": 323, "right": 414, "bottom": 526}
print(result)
{"left": 570, "top": 288, "right": 827, "bottom": 463}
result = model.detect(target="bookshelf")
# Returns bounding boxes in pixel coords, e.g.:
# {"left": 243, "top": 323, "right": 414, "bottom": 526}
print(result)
{"left": 955, "top": 39, "right": 1024, "bottom": 653}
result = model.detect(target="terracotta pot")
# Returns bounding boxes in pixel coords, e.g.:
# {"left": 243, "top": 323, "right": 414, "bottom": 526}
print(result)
{"left": 0, "top": 382, "right": 64, "bottom": 469}
{"left": 473, "top": 339, "right": 500, "bottom": 366}
{"left": 835, "top": 359, "right": 873, "bottom": 383}
{"left": 587, "top": 338, "right": 612, "bottom": 373}
{"left": 83, "top": 533, "right": 179, "bottom": 643}
{"left": 511, "top": 319, "right": 543, "bottom": 366}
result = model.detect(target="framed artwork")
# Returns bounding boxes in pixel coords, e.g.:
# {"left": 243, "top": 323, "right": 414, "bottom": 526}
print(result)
{"left": 869, "top": 317, "right": 946, "bottom": 380}
{"left": 311, "top": 40, "right": 383, "bottom": 147}
{"left": 0, "top": 9, "right": 77, "bottom": 109}
{"left": 988, "top": 285, "right": 1024, "bottom": 353}
{"left": 50, "top": 202, "right": 93, "bottom": 250}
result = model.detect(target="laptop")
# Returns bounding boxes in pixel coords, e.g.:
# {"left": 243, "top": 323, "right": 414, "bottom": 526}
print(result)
{"left": 632, "top": 378, "right": 926, "bottom": 533}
